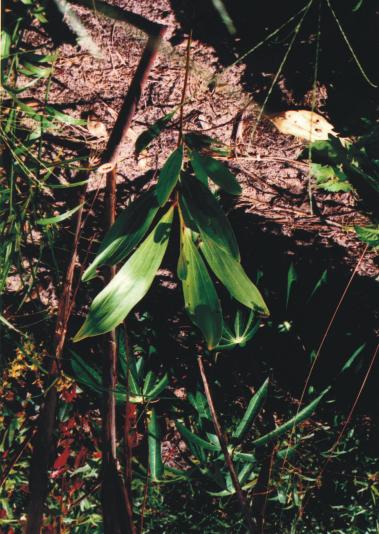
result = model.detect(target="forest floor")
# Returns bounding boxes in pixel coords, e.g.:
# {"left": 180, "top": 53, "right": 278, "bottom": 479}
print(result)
{"left": 22, "top": 0, "right": 378, "bottom": 281}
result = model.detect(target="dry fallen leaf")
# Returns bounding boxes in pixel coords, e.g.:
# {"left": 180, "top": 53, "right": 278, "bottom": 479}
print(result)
{"left": 87, "top": 114, "right": 107, "bottom": 138}
{"left": 269, "top": 109, "right": 337, "bottom": 142}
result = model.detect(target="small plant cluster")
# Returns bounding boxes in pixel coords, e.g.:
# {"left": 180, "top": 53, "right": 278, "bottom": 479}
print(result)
{"left": 74, "top": 119, "right": 269, "bottom": 349}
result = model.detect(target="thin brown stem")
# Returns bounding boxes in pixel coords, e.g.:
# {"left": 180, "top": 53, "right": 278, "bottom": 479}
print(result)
{"left": 101, "top": 169, "right": 135, "bottom": 534}
{"left": 197, "top": 355, "right": 256, "bottom": 533}
{"left": 298, "top": 342, "right": 379, "bottom": 519}
{"left": 26, "top": 182, "right": 88, "bottom": 534}
{"left": 279, "top": 243, "right": 369, "bottom": 477}
{"left": 100, "top": 26, "right": 167, "bottom": 171}
{"left": 177, "top": 31, "right": 192, "bottom": 146}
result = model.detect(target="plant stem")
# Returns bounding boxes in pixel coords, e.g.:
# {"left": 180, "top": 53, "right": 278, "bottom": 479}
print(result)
{"left": 101, "top": 168, "right": 135, "bottom": 534}
{"left": 26, "top": 183, "right": 88, "bottom": 534}
{"left": 178, "top": 31, "right": 192, "bottom": 146}
{"left": 99, "top": 24, "right": 167, "bottom": 170}
{"left": 197, "top": 355, "right": 256, "bottom": 533}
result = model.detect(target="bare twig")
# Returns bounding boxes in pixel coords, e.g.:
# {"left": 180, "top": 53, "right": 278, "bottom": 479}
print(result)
{"left": 99, "top": 23, "right": 167, "bottom": 171}
{"left": 177, "top": 32, "right": 192, "bottom": 146}
{"left": 197, "top": 355, "right": 256, "bottom": 533}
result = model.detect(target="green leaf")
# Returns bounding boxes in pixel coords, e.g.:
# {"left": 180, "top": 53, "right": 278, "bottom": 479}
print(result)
{"left": 82, "top": 190, "right": 159, "bottom": 281}
{"left": 306, "top": 137, "right": 347, "bottom": 165}
{"left": 307, "top": 269, "right": 328, "bottom": 302}
{"left": 190, "top": 150, "right": 208, "bottom": 185}
{"left": 117, "top": 329, "right": 141, "bottom": 396}
{"left": 19, "top": 61, "right": 52, "bottom": 78}
{"left": 45, "top": 106, "right": 87, "bottom": 126}
{"left": 184, "top": 132, "right": 231, "bottom": 157}
{"left": 74, "top": 207, "right": 173, "bottom": 341}
{"left": 147, "top": 408, "right": 164, "bottom": 481}
{"left": 70, "top": 351, "right": 102, "bottom": 394}
{"left": 190, "top": 151, "right": 241, "bottom": 195}
{"left": 45, "top": 179, "right": 89, "bottom": 189}
{"left": 0, "top": 313, "right": 24, "bottom": 336}
{"left": 355, "top": 225, "right": 379, "bottom": 247}
{"left": 145, "top": 374, "right": 169, "bottom": 400}
{"left": 217, "top": 310, "right": 259, "bottom": 350}
{"left": 340, "top": 343, "right": 366, "bottom": 374}
{"left": 233, "top": 379, "right": 269, "bottom": 441}
{"left": 135, "top": 109, "right": 176, "bottom": 154}
{"left": 176, "top": 421, "right": 220, "bottom": 452}
{"left": 1, "top": 31, "right": 11, "bottom": 59}
{"left": 200, "top": 239, "right": 269, "bottom": 316}
{"left": 143, "top": 371, "right": 155, "bottom": 396}
{"left": 181, "top": 174, "right": 240, "bottom": 260}
{"left": 188, "top": 391, "right": 211, "bottom": 422}
{"left": 178, "top": 226, "right": 223, "bottom": 349}
{"left": 36, "top": 203, "right": 83, "bottom": 225}
{"left": 156, "top": 146, "right": 183, "bottom": 206}
{"left": 252, "top": 387, "right": 330, "bottom": 447}
{"left": 311, "top": 163, "right": 352, "bottom": 193}
{"left": 286, "top": 262, "right": 297, "bottom": 310}
{"left": 211, "top": 0, "right": 236, "bottom": 34}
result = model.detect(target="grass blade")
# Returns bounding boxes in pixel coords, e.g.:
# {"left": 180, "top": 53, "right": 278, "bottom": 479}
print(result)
{"left": 233, "top": 378, "right": 269, "bottom": 441}
{"left": 252, "top": 387, "right": 330, "bottom": 447}
{"left": 36, "top": 203, "right": 84, "bottom": 225}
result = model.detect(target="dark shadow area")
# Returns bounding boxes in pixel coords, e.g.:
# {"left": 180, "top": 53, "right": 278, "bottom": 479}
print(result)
{"left": 170, "top": 0, "right": 379, "bottom": 133}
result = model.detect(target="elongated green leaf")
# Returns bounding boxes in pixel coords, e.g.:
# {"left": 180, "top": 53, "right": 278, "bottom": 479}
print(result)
{"left": 181, "top": 174, "right": 240, "bottom": 260}
{"left": 179, "top": 226, "right": 222, "bottom": 349}
{"left": 211, "top": 0, "right": 236, "bottom": 34}
{"left": 36, "top": 203, "right": 83, "bottom": 225}
{"left": 135, "top": 109, "right": 176, "bottom": 154}
{"left": 176, "top": 421, "right": 220, "bottom": 452}
{"left": 252, "top": 387, "right": 330, "bottom": 447}
{"left": 0, "top": 313, "right": 24, "bottom": 335}
{"left": 46, "top": 179, "right": 89, "bottom": 189}
{"left": 117, "top": 329, "right": 141, "bottom": 396}
{"left": 45, "top": 106, "right": 87, "bottom": 126}
{"left": 184, "top": 132, "right": 231, "bottom": 157}
{"left": 143, "top": 371, "right": 155, "bottom": 395}
{"left": 74, "top": 207, "right": 173, "bottom": 341}
{"left": 200, "top": 239, "right": 269, "bottom": 316}
{"left": 82, "top": 190, "right": 159, "bottom": 281}
{"left": 188, "top": 391, "right": 211, "bottom": 422}
{"left": 156, "top": 146, "right": 183, "bottom": 206}
{"left": 307, "top": 269, "right": 328, "bottom": 302}
{"left": 190, "top": 151, "right": 241, "bottom": 195}
{"left": 233, "top": 378, "right": 269, "bottom": 440}
{"left": 19, "top": 61, "right": 52, "bottom": 78}
{"left": 146, "top": 374, "right": 169, "bottom": 400}
{"left": 1, "top": 31, "right": 11, "bottom": 59}
{"left": 286, "top": 262, "right": 297, "bottom": 309}
{"left": 148, "top": 408, "right": 164, "bottom": 481}
{"left": 190, "top": 150, "right": 209, "bottom": 185}
{"left": 70, "top": 351, "right": 102, "bottom": 393}
{"left": 340, "top": 343, "right": 366, "bottom": 374}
